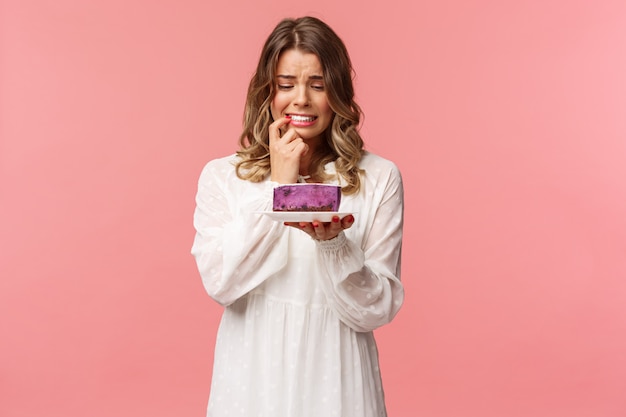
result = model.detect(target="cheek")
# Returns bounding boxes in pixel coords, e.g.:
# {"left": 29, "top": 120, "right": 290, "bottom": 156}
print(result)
{"left": 318, "top": 95, "right": 332, "bottom": 115}
{"left": 319, "top": 100, "right": 333, "bottom": 121}
{"left": 270, "top": 95, "right": 286, "bottom": 118}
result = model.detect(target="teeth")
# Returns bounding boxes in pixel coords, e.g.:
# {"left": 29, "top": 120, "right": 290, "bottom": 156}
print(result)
{"left": 289, "top": 115, "right": 316, "bottom": 122}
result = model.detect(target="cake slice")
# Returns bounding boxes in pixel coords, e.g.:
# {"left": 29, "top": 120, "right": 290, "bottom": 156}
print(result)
{"left": 273, "top": 184, "right": 341, "bottom": 212}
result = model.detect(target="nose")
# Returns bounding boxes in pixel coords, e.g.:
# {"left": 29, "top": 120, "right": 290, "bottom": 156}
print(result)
{"left": 292, "top": 86, "right": 310, "bottom": 107}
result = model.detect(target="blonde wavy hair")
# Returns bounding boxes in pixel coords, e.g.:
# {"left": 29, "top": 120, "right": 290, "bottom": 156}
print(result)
{"left": 235, "top": 16, "right": 364, "bottom": 195}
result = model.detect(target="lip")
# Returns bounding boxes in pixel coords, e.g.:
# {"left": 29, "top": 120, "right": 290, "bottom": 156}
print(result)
{"left": 286, "top": 113, "right": 318, "bottom": 127}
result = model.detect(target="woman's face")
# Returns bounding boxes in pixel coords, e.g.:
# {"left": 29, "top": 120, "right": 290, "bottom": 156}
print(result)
{"left": 270, "top": 49, "right": 334, "bottom": 143}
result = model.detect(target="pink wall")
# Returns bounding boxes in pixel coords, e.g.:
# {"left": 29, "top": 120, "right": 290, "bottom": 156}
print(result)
{"left": 2, "top": 1, "right": 625, "bottom": 416}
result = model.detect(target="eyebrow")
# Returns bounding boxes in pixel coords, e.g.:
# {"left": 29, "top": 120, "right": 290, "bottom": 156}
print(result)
{"left": 276, "top": 74, "right": 324, "bottom": 80}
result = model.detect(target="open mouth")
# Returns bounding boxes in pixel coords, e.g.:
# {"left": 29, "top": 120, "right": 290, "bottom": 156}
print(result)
{"left": 287, "top": 114, "right": 317, "bottom": 123}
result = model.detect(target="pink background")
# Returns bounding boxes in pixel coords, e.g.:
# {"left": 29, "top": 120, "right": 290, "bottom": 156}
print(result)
{"left": 2, "top": 1, "right": 625, "bottom": 416}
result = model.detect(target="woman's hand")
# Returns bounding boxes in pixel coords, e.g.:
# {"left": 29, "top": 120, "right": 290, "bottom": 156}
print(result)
{"left": 284, "top": 214, "right": 355, "bottom": 241}
{"left": 269, "top": 116, "right": 309, "bottom": 184}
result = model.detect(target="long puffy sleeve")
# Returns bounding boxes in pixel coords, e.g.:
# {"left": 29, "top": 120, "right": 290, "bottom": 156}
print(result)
{"left": 315, "top": 157, "right": 404, "bottom": 332}
{"left": 190, "top": 156, "right": 290, "bottom": 306}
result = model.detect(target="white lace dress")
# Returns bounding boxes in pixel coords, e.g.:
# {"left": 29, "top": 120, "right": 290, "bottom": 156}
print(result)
{"left": 191, "top": 151, "right": 405, "bottom": 417}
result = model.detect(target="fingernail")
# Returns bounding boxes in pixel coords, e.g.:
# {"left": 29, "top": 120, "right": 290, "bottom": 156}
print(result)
{"left": 313, "top": 222, "right": 319, "bottom": 228}
{"left": 347, "top": 215, "right": 354, "bottom": 223}
{"left": 332, "top": 216, "right": 340, "bottom": 223}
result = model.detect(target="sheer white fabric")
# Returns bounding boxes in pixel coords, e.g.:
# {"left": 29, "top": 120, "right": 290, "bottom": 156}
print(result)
{"left": 191, "top": 151, "right": 404, "bottom": 417}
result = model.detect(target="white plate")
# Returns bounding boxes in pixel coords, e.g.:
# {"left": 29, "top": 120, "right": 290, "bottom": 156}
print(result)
{"left": 256, "top": 211, "right": 353, "bottom": 222}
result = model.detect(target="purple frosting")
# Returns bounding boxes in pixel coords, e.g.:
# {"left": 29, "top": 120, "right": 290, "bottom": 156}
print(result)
{"left": 273, "top": 184, "right": 341, "bottom": 212}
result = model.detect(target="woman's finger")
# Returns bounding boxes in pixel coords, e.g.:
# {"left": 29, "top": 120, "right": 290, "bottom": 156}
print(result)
{"left": 340, "top": 214, "right": 355, "bottom": 230}
{"left": 269, "top": 117, "right": 292, "bottom": 143}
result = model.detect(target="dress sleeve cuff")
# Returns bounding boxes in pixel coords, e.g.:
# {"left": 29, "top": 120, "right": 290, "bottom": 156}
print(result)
{"left": 315, "top": 231, "right": 347, "bottom": 251}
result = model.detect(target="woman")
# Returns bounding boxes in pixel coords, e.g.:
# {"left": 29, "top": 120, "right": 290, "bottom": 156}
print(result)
{"left": 191, "top": 16, "right": 404, "bottom": 417}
